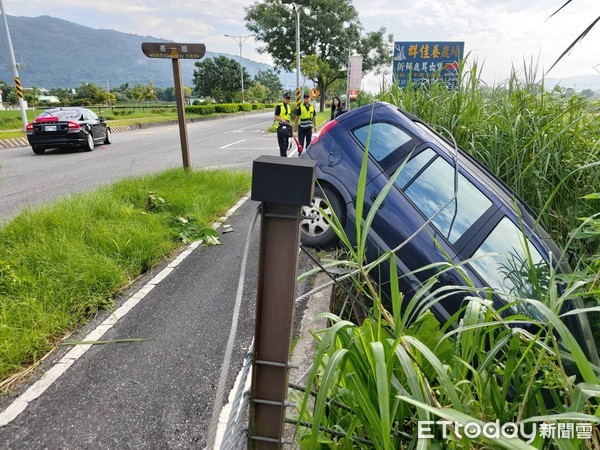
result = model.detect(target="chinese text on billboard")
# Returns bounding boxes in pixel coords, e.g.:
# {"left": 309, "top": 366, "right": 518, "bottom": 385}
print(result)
{"left": 393, "top": 41, "right": 464, "bottom": 89}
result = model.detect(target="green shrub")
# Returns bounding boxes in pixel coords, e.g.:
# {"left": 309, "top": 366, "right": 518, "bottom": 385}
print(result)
{"left": 251, "top": 103, "right": 266, "bottom": 110}
{"left": 215, "top": 103, "right": 241, "bottom": 113}
{"left": 185, "top": 105, "right": 216, "bottom": 115}
{"left": 239, "top": 103, "right": 253, "bottom": 112}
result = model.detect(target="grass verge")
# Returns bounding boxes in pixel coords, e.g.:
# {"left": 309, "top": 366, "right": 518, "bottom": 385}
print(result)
{"left": 0, "top": 168, "right": 251, "bottom": 385}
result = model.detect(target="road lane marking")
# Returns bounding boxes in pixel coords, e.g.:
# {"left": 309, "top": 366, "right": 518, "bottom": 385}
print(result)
{"left": 220, "top": 139, "right": 246, "bottom": 149}
{"left": 224, "top": 120, "right": 273, "bottom": 134}
{"left": 0, "top": 193, "right": 251, "bottom": 428}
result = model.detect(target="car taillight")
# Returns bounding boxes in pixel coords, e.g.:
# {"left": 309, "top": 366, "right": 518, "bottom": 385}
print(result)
{"left": 26, "top": 123, "right": 34, "bottom": 132}
{"left": 310, "top": 119, "right": 338, "bottom": 146}
{"left": 67, "top": 121, "right": 81, "bottom": 132}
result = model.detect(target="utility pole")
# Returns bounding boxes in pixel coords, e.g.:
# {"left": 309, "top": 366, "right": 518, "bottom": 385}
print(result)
{"left": 346, "top": 47, "right": 351, "bottom": 111}
{"left": 294, "top": 4, "right": 301, "bottom": 107}
{"left": 225, "top": 34, "right": 253, "bottom": 103}
{"left": 283, "top": 0, "right": 309, "bottom": 106}
{"left": 0, "top": 0, "right": 28, "bottom": 130}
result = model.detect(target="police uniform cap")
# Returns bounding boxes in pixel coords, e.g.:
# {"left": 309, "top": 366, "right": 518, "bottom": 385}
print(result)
{"left": 283, "top": 92, "right": 291, "bottom": 98}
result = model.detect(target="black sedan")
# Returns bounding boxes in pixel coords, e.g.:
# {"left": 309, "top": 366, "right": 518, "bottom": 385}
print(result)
{"left": 300, "top": 101, "right": 598, "bottom": 364}
{"left": 26, "top": 107, "right": 112, "bottom": 154}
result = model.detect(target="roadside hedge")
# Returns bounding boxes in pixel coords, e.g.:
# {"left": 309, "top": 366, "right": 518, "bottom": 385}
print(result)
{"left": 184, "top": 102, "right": 267, "bottom": 115}
{"left": 185, "top": 104, "right": 216, "bottom": 115}
{"left": 215, "top": 103, "right": 240, "bottom": 113}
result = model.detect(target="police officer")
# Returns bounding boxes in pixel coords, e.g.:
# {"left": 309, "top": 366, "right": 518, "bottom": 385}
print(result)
{"left": 294, "top": 93, "right": 316, "bottom": 152}
{"left": 274, "top": 92, "right": 292, "bottom": 157}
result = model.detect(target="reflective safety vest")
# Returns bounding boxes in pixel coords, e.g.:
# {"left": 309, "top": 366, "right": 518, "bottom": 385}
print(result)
{"left": 298, "top": 103, "right": 315, "bottom": 128}
{"left": 274, "top": 102, "right": 291, "bottom": 127}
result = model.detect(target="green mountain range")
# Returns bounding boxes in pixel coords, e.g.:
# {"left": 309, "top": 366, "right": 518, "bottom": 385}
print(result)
{"left": 0, "top": 15, "right": 275, "bottom": 90}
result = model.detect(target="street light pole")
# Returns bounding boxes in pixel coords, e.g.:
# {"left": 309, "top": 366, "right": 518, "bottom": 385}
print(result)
{"left": 294, "top": 4, "right": 301, "bottom": 107}
{"left": 225, "top": 34, "right": 253, "bottom": 103}
{"left": 0, "top": 0, "right": 28, "bottom": 130}
{"left": 283, "top": 0, "right": 307, "bottom": 106}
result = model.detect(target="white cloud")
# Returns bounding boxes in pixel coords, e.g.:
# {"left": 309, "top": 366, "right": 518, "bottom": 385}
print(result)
{"left": 3, "top": 0, "right": 598, "bottom": 87}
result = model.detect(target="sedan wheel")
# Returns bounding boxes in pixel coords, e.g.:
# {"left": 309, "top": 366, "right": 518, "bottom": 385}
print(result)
{"left": 300, "top": 186, "right": 345, "bottom": 248}
{"left": 104, "top": 128, "right": 112, "bottom": 145}
{"left": 32, "top": 145, "right": 45, "bottom": 155}
{"left": 83, "top": 132, "right": 94, "bottom": 152}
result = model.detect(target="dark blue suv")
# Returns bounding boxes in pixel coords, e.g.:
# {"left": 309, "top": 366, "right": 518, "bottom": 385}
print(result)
{"left": 299, "top": 101, "right": 598, "bottom": 364}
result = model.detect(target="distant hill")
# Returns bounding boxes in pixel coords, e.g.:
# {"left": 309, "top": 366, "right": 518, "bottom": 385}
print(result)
{"left": 545, "top": 74, "right": 600, "bottom": 93}
{"left": 1, "top": 15, "right": 596, "bottom": 95}
{"left": 0, "top": 15, "right": 276, "bottom": 89}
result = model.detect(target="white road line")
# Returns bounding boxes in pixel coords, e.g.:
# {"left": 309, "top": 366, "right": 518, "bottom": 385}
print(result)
{"left": 225, "top": 120, "right": 273, "bottom": 134}
{"left": 220, "top": 139, "right": 246, "bottom": 149}
{"left": 222, "top": 147, "right": 277, "bottom": 151}
{"left": 0, "top": 193, "right": 251, "bottom": 428}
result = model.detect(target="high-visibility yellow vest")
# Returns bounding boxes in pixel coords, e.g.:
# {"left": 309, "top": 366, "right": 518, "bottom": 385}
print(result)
{"left": 298, "top": 103, "right": 315, "bottom": 127}
{"left": 274, "top": 102, "right": 291, "bottom": 127}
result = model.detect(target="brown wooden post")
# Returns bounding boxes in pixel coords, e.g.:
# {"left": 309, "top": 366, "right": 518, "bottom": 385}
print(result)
{"left": 249, "top": 156, "right": 315, "bottom": 449}
{"left": 141, "top": 42, "right": 206, "bottom": 170}
{"left": 172, "top": 57, "right": 191, "bottom": 169}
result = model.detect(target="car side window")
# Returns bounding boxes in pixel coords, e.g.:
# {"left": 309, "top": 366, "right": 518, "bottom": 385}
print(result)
{"left": 469, "top": 217, "right": 550, "bottom": 308}
{"left": 401, "top": 149, "right": 493, "bottom": 243}
{"left": 394, "top": 147, "right": 436, "bottom": 188}
{"left": 352, "top": 122, "right": 413, "bottom": 162}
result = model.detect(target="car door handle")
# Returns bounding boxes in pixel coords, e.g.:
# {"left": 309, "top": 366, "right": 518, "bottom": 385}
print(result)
{"left": 369, "top": 192, "right": 385, "bottom": 208}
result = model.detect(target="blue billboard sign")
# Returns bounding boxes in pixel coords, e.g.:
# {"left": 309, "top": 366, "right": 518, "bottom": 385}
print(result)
{"left": 393, "top": 41, "right": 464, "bottom": 89}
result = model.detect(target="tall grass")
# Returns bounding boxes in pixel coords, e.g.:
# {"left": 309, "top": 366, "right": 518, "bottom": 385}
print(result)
{"left": 379, "top": 60, "right": 600, "bottom": 254}
{"left": 293, "top": 71, "right": 600, "bottom": 447}
{"left": 0, "top": 168, "right": 251, "bottom": 383}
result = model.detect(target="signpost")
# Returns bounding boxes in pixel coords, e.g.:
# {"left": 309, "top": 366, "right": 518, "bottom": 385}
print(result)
{"left": 393, "top": 41, "right": 464, "bottom": 89}
{"left": 141, "top": 42, "right": 206, "bottom": 169}
{"left": 348, "top": 55, "right": 363, "bottom": 101}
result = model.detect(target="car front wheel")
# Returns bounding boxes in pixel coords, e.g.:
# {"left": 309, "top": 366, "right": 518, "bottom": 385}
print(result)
{"left": 300, "top": 186, "right": 345, "bottom": 248}
{"left": 83, "top": 132, "right": 94, "bottom": 152}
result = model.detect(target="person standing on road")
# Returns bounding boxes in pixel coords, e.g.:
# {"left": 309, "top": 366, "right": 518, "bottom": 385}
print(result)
{"left": 294, "top": 93, "right": 316, "bottom": 152}
{"left": 274, "top": 92, "right": 293, "bottom": 157}
{"left": 330, "top": 96, "right": 346, "bottom": 121}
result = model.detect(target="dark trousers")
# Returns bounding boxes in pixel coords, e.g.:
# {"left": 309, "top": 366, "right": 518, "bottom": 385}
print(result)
{"left": 298, "top": 126, "right": 312, "bottom": 150}
{"left": 277, "top": 134, "right": 289, "bottom": 157}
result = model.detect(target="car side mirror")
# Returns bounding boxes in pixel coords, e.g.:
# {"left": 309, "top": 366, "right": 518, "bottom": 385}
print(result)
{"left": 98, "top": 116, "right": 106, "bottom": 122}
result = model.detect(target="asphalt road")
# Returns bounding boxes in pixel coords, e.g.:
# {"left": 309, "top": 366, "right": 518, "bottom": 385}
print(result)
{"left": 0, "top": 111, "right": 286, "bottom": 222}
{"left": 0, "top": 113, "right": 313, "bottom": 448}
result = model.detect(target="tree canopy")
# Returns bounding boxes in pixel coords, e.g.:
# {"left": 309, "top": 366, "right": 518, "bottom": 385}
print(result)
{"left": 192, "top": 56, "right": 253, "bottom": 103}
{"left": 254, "top": 69, "right": 284, "bottom": 100}
{"left": 245, "top": 0, "right": 392, "bottom": 110}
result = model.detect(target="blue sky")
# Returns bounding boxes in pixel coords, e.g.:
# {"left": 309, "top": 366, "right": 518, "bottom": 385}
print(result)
{"left": 3, "top": 0, "right": 599, "bottom": 90}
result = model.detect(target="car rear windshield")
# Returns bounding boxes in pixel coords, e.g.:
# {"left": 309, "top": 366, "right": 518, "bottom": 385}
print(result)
{"left": 38, "top": 110, "right": 80, "bottom": 121}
